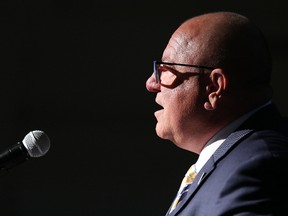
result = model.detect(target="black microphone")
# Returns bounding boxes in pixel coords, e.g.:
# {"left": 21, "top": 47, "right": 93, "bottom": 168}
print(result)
{"left": 0, "top": 130, "right": 50, "bottom": 171}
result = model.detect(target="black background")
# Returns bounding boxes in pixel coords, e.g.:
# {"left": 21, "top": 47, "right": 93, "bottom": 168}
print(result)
{"left": 0, "top": 1, "right": 287, "bottom": 215}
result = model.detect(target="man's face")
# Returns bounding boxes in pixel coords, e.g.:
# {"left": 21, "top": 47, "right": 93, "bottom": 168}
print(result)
{"left": 146, "top": 32, "right": 209, "bottom": 148}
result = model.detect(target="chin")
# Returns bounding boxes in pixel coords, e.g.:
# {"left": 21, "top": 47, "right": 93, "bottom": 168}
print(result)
{"left": 155, "top": 124, "right": 170, "bottom": 140}
{"left": 155, "top": 124, "right": 164, "bottom": 138}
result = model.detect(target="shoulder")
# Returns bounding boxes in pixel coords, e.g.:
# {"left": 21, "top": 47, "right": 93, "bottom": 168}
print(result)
{"left": 214, "top": 128, "right": 288, "bottom": 168}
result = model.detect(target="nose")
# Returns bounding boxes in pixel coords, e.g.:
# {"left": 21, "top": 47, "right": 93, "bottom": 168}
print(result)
{"left": 146, "top": 73, "right": 161, "bottom": 92}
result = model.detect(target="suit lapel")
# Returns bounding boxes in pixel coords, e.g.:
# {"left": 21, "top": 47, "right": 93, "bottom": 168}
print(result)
{"left": 168, "top": 129, "right": 254, "bottom": 215}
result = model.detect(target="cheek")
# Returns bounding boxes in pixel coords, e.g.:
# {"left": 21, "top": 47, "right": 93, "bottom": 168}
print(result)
{"left": 177, "top": 84, "right": 200, "bottom": 108}
{"left": 174, "top": 85, "right": 204, "bottom": 122}
{"left": 165, "top": 88, "right": 198, "bottom": 121}
{"left": 161, "top": 77, "right": 202, "bottom": 115}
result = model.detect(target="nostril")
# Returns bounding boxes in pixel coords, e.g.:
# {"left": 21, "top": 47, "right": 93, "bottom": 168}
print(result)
{"left": 146, "top": 77, "right": 161, "bottom": 92}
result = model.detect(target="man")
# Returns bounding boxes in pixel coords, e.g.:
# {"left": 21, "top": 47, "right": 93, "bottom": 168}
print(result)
{"left": 146, "top": 11, "right": 288, "bottom": 215}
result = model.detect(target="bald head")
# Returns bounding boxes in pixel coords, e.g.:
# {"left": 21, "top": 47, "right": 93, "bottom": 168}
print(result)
{"left": 165, "top": 11, "right": 272, "bottom": 98}
{"left": 162, "top": 12, "right": 272, "bottom": 118}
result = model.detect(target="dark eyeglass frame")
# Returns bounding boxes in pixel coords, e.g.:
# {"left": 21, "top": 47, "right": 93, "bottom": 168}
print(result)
{"left": 153, "top": 60, "right": 215, "bottom": 84}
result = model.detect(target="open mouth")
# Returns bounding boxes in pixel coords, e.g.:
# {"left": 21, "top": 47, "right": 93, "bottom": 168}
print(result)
{"left": 154, "top": 103, "right": 164, "bottom": 118}
{"left": 155, "top": 101, "right": 163, "bottom": 111}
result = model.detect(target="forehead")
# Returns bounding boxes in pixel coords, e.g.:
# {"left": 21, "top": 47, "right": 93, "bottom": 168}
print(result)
{"left": 162, "top": 26, "right": 202, "bottom": 64}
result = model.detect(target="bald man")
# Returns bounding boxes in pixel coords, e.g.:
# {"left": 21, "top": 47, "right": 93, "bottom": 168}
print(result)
{"left": 146, "top": 11, "right": 288, "bottom": 215}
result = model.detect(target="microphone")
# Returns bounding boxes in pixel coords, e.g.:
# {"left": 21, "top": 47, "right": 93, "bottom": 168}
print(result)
{"left": 0, "top": 130, "right": 50, "bottom": 171}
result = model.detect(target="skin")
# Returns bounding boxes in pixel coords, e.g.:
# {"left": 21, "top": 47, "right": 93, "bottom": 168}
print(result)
{"left": 146, "top": 11, "right": 273, "bottom": 154}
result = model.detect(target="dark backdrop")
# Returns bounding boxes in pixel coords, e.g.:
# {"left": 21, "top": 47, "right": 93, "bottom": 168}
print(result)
{"left": 0, "top": 1, "right": 287, "bottom": 215}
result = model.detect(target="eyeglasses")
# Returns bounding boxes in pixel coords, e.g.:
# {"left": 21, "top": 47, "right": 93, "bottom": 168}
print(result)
{"left": 153, "top": 61, "right": 215, "bottom": 87}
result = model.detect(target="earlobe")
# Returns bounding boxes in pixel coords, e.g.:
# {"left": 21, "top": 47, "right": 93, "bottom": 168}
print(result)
{"left": 204, "top": 101, "right": 214, "bottom": 110}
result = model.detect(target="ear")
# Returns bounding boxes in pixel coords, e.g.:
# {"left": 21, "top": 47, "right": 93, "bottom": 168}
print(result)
{"left": 204, "top": 69, "right": 227, "bottom": 110}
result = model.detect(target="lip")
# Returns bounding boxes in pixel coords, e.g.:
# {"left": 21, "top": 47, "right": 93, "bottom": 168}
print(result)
{"left": 154, "top": 109, "right": 164, "bottom": 121}
{"left": 154, "top": 99, "right": 164, "bottom": 117}
{"left": 155, "top": 98, "right": 163, "bottom": 110}
{"left": 154, "top": 109, "right": 164, "bottom": 115}
{"left": 155, "top": 96, "right": 162, "bottom": 107}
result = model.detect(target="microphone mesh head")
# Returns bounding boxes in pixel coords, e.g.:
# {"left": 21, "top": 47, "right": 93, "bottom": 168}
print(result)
{"left": 22, "top": 130, "right": 51, "bottom": 158}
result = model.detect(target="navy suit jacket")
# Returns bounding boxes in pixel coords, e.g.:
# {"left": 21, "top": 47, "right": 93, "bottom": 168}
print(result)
{"left": 166, "top": 103, "right": 288, "bottom": 216}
